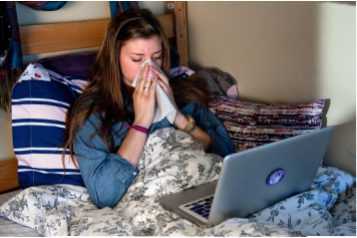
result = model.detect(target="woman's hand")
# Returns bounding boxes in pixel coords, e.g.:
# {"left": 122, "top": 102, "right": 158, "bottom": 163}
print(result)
{"left": 133, "top": 64, "right": 157, "bottom": 128}
{"left": 151, "top": 66, "right": 212, "bottom": 149}
{"left": 151, "top": 66, "right": 191, "bottom": 129}
{"left": 151, "top": 67, "right": 176, "bottom": 105}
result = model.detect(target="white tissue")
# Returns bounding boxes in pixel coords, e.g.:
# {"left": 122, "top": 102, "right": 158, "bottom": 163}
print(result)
{"left": 131, "top": 59, "right": 177, "bottom": 124}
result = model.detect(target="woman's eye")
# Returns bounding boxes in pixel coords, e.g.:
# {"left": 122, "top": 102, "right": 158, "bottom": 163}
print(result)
{"left": 152, "top": 56, "right": 162, "bottom": 63}
{"left": 132, "top": 58, "right": 142, "bottom": 63}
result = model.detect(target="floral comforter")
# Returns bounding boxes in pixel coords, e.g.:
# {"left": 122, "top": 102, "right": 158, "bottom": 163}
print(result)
{"left": 0, "top": 128, "right": 355, "bottom": 236}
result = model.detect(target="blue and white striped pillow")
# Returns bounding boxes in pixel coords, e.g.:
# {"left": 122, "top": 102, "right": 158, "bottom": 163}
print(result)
{"left": 12, "top": 63, "right": 88, "bottom": 188}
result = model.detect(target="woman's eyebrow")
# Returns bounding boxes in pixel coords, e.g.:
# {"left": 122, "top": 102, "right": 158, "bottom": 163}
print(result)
{"left": 130, "top": 49, "right": 162, "bottom": 56}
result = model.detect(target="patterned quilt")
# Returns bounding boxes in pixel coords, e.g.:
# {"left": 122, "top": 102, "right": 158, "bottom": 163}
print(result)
{"left": 0, "top": 128, "right": 355, "bottom": 236}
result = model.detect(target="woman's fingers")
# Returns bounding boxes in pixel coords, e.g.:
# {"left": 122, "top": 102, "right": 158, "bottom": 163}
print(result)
{"left": 137, "top": 65, "right": 146, "bottom": 92}
{"left": 136, "top": 65, "right": 158, "bottom": 97}
{"left": 144, "top": 68, "right": 154, "bottom": 95}
{"left": 150, "top": 78, "right": 157, "bottom": 97}
{"left": 157, "top": 79, "right": 169, "bottom": 94}
{"left": 143, "top": 79, "right": 152, "bottom": 95}
{"left": 151, "top": 67, "right": 169, "bottom": 84}
{"left": 151, "top": 67, "right": 169, "bottom": 89}
{"left": 154, "top": 70, "right": 174, "bottom": 99}
{"left": 138, "top": 65, "right": 150, "bottom": 93}
{"left": 132, "top": 65, "right": 158, "bottom": 128}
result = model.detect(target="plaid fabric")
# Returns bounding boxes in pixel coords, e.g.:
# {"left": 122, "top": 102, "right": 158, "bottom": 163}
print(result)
{"left": 209, "top": 96, "right": 327, "bottom": 151}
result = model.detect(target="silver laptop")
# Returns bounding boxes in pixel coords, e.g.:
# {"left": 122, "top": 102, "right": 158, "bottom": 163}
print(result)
{"left": 158, "top": 127, "right": 333, "bottom": 227}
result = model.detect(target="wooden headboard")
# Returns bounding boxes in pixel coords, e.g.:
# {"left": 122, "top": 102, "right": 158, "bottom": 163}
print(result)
{"left": 19, "top": 2, "right": 189, "bottom": 66}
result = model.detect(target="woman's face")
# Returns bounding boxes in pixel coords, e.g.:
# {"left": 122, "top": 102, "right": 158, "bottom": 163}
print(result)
{"left": 120, "top": 35, "right": 163, "bottom": 87}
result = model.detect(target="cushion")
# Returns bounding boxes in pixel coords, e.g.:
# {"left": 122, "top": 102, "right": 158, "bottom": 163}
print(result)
{"left": 12, "top": 63, "right": 88, "bottom": 188}
{"left": 38, "top": 51, "right": 97, "bottom": 79}
{"left": 208, "top": 96, "right": 327, "bottom": 151}
{"left": 194, "top": 67, "right": 239, "bottom": 98}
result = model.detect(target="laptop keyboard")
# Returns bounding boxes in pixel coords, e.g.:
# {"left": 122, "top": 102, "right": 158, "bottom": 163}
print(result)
{"left": 180, "top": 195, "right": 214, "bottom": 219}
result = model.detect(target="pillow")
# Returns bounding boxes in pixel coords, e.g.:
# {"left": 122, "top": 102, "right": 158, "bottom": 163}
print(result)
{"left": 194, "top": 67, "right": 239, "bottom": 98}
{"left": 12, "top": 63, "right": 88, "bottom": 188}
{"left": 37, "top": 51, "right": 97, "bottom": 79}
{"left": 208, "top": 96, "right": 327, "bottom": 151}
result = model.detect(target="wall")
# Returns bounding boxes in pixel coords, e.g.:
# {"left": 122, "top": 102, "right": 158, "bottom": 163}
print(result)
{"left": 188, "top": 2, "right": 355, "bottom": 174}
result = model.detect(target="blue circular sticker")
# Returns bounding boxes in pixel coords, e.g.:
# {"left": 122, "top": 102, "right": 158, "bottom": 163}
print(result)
{"left": 266, "top": 168, "right": 286, "bottom": 186}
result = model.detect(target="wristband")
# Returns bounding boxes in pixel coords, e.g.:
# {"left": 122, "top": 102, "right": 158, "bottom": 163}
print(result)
{"left": 131, "top": 124, "right": 149, "bottom": 135}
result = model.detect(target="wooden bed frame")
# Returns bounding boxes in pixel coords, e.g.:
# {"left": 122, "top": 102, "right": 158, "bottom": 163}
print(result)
{"left": 19, "top": 2, "right": 189, "bottom": 66}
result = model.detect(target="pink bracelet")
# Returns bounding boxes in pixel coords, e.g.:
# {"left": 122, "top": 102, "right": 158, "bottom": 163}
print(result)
{"left": 130, "top": 124, "right": 149, "bottom": 135}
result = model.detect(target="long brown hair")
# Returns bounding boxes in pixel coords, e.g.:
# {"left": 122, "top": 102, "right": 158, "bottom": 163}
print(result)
{"left": 64, "top": 9, "right": 208, "bottom": 163}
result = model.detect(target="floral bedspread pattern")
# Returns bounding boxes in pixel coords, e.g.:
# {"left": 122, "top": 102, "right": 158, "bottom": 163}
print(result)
{"left": 0, "top": 128, "right": 355, "bottom": 236}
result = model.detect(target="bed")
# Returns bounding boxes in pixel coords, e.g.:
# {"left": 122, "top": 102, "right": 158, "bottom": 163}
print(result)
{"left": 1, "top": 2, "right": 188, "bottom": 236}
{"left": 0, "top": 2, "right": 356, "bottom": 236}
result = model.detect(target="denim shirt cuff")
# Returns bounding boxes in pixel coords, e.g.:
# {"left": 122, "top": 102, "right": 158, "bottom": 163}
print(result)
{"left": 107, "top": 153, "right": 140, "bottom": 179}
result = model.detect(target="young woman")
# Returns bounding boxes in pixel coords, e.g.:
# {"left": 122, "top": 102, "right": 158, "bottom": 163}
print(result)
{"left": 64, "top": 9, "right": 235, "bottom": 208}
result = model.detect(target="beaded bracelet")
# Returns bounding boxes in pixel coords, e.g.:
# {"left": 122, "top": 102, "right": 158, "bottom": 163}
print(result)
{"left": 131, "top": 124, "right": 149, "bottom": 135}
{"left": 183, "top": 116, "right": 196, "bottom": 133}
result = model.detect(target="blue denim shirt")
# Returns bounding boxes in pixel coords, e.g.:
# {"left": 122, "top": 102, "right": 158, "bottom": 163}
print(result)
{"left": 74, "top": 102, "right": 235, "bottom": 208}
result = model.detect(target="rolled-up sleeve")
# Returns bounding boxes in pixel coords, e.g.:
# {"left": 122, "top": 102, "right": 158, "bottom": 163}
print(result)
{"left": 73, "top": 115, "right": 138, "bottom": 208}
{"left": 182, "top": 102, "right": 235, "bottom": 157}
